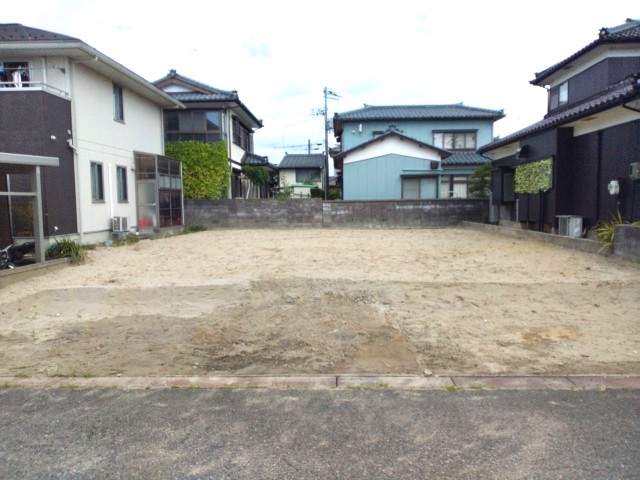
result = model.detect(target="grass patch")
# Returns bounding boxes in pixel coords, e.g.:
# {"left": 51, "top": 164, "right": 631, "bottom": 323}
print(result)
{"left": 446, "top": 385, "right": 459, "bottom": 392}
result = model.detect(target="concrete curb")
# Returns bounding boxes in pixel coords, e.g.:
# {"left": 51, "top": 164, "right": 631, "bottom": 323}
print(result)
{"left": 2, "top": 375, "right": 639, "bottom": 391}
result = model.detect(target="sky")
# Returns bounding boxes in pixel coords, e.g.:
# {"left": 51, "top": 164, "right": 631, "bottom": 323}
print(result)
{"left": 3, "top": 1, "right": 639, "bottom": 164}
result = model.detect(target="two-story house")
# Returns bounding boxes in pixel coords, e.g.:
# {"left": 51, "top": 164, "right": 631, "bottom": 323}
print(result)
{"left": 479, "top": 18, "right": 640, "bottom": 233}
{"left": 0, "top": 24, "right": 185, "bottom": 250}
{"left": 153, "top": 70, "right": 266, "bottom": 198}
{"left": 331, "top": 104, "right": 504, "bottom": 201}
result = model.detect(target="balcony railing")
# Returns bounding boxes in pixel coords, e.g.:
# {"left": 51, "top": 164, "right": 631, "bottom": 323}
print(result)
{"left": 0, "top": 80, "right": 69, "bottom": 97}
{"left": 0, "top": 66, "right": 69, "bottom": 97}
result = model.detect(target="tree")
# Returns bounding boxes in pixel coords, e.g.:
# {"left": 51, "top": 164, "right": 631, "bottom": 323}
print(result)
{"left": 468, "top": 161, "right": 491, "bottom": 198}
{"left": 165, "top": 141, "right": 230, "bottom": 199}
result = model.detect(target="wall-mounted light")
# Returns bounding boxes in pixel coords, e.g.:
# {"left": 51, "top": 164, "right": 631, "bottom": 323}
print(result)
{"left": 608, "top": 179, "right": 620, "bottom": 195}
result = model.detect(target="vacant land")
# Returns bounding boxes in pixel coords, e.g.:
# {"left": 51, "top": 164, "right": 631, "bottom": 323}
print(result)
{"left": 0, "top": 228, "right": 638, "bottom": 377}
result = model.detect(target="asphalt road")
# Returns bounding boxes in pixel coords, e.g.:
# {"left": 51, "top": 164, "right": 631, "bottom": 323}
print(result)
{"left": 0, "top": 388, "right": 638, "bottom": 479}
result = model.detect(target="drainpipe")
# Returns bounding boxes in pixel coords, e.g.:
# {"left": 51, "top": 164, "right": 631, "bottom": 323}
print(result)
{"left": 67, "top": 59, "right": 83, "bottom": 244}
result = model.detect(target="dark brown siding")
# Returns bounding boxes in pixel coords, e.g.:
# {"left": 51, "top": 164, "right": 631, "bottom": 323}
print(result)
{"left": 600, "top": 120, "right": 640, "bottom": 223}
{"left": 0, "top": 91, "right": 76, "bottom": 239}
{"left": 557, "top": 132, "right": 600, "bottom": 227}
{"left": 558, "top": 58, "right": 640, "bottom": 112}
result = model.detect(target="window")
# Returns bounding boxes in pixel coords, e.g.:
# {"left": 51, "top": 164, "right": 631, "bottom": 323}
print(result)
{"left": 440, "top": 175, "right": 470, "bottom": 198}
{"left": 90, "top": 162, "right": 104, "bottom": 201}
{"left": 296, "top": 169, "right": 321, "bottom": 183}
{"left": 113, "top": 84, "right": 124, "bottom": 122}
{"left": 117, "top": 166, "right": 128, "bottom": 202}
{"left": 549, "top": 82, "right": 568, "bottom": 110}
{"left": 433, "top": 131, "right": 476, "bottom": 150}
{"left": 402, "top": 177, "right": 437, "bottom": 199}
{"left": 165, "top": 110, "right": 223, "bottom": 144}
{"left": 233, "top": 117, "right": 252, "bottom": 150}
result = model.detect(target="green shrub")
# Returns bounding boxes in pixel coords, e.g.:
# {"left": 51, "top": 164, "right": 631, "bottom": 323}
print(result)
{"left": 468, "top": 162, "right": 491, "bottom": 198}
{"left": 165, "top": 140, "right": 230, "bottom": 199}
{"left": 243, "top": 165, "right": 270, "bottom": 186}
{"left": 275, "top": 185, "right": 294, "bottom": 199}
{"left": 310, "top": 187, "right": 324, "bottom": 198}
{"left": 515, "top": 158, "right": 553, "bottom": 194}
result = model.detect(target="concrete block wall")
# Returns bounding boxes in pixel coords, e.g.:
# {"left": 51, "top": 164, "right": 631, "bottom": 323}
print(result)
{"left": 614, "top": 225, "right": 640, "bottom": 262}
{"left": 323, "top": 200, "right": 488, "bottom": 228}
{"left": 185, "top": 199, "right": 324, "bottom": 228}
{"left": 185, "top": 199, "right": 489, "bottom": 229}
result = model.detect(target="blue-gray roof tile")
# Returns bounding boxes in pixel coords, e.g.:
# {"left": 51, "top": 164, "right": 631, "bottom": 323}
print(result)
{"left": 278, "top": 154, "right": 324, "bottom": 169}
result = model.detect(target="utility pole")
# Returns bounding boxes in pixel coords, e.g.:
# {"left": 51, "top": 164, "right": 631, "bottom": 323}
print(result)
{"left": 322, "top": 87, "right": 341, "bottom": 200}
{"left": 323, "top": 87, "right": 329, "bottom": 200}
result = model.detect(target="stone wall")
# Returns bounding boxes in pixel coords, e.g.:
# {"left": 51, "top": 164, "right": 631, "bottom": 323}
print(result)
{"left": 184, "top": 199, "right": 489, "bottom": 229}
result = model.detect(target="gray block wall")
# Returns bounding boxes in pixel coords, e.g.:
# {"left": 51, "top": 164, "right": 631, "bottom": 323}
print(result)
{"left": 185, "top": 199, "right": 489, "bottom": 229}
{"left": 614, "top": 225, "right": 640, "bottom": 262}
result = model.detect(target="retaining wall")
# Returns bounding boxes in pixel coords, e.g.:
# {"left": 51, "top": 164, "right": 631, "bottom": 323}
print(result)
{"left": 184, "top": 199, "right": 489, "bottom": 229}
{"left": 614, "top": 225, "right": 640, "bottom": 262}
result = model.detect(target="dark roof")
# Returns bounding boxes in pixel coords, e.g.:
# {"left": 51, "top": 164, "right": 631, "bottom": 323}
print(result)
{"left": 0, "top": 23, "right": 80, "bottom": 42}
{"left": 243, "top": 153, "right": 277, "bottom": 170}
{"left": 169, "top": 92, "right": 239, "bottom": 102}
{"left": 333, "top": 131, "right": 451, "bottom": 161}
{"left": 442, "top": 152, "right": 490, "bottom": 166}
{"left": 532, "top": 19, "right": 640, "bottom": 85}
{"left": 335, "top": 104, "right": 505, "bottom": 121}
{"left": 153, "top": 70, "right": 263, "bottom": 128}
{"left": 278, "top": 154, "right": 325, "bottom": 169}
{"left": 479, "top": 74, "right": 640, "bottom": 153}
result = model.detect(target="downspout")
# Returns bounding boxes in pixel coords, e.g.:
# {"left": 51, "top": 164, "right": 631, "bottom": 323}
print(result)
{"left": 67, "top": 58, "right": 83, "bottom": 244}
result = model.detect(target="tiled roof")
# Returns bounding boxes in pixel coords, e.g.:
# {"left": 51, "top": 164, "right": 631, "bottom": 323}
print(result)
{"left": 532, "top": 19, "right": 640, "bottom": 85}
{"left": 479, "top": 74, "right": 640, "bottom": 153}
{"left": 335, "top": 104, "right": 505, "bottom": 121}
{"left": 278, "top": 154, "right": 325, "bottom": 169}
{"left": 0, "top": 23, "right": 80, "bottom": 42}
{"left": 442, "top": 152, "right": 490, "bottom": 166}
{"left": 169, "top": 92, "right": 238, "bottom": 102}
{"left": 153, "top": 70, "right": 236, "bottom": 96}
{"left": 243, "top": 153, "right": 276, "bottom": 169}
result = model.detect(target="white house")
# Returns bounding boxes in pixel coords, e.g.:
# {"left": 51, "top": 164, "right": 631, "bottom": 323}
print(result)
{"left": 0, "top": 23, "right": 184, "bottom": 246}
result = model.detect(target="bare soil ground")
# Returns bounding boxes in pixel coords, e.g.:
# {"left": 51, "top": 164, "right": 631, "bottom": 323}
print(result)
{"left": 0, "top": 228, "right": 638, "bottom": 377}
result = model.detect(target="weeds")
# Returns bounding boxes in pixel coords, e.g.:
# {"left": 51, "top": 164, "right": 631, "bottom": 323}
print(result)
{"left": 595, "top": 209, "right": 640, "bottom": 252}
{"left": 47, "top": 237, "right": 86, "bottom": 264}
{"left": 181, "top": 225, "right": 205, "bottom": 234}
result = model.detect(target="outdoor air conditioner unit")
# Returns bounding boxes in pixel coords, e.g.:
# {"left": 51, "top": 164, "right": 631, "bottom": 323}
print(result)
{"left": 630, "top": 162, "right": 640, "bottom": 181}
{"left": 557, "top": 215, "right": 583, "bottom": 238}
{"left": 112, "top": 216, "right": 128, "bottom": 232}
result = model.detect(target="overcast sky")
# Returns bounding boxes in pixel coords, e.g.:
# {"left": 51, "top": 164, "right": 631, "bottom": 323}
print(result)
{"left": 4, "top": 1, "right": 639, "bottom": 164}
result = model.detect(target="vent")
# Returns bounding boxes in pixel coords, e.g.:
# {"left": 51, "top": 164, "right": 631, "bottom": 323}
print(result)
{"left": 557, "top": 215, "right": 583, "bottom": 238}
{"left": 112, "top": 216, "right": 128, "bottom": 232}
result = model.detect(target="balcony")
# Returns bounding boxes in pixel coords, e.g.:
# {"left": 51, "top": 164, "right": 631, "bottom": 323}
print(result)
{"left": 0, "top": 65, "right": 69, "bottom": 97}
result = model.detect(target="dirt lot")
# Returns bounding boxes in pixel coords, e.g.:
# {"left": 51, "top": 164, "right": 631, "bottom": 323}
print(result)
{"left": 0, "top": 228, "right": 638, "bottom": 377}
